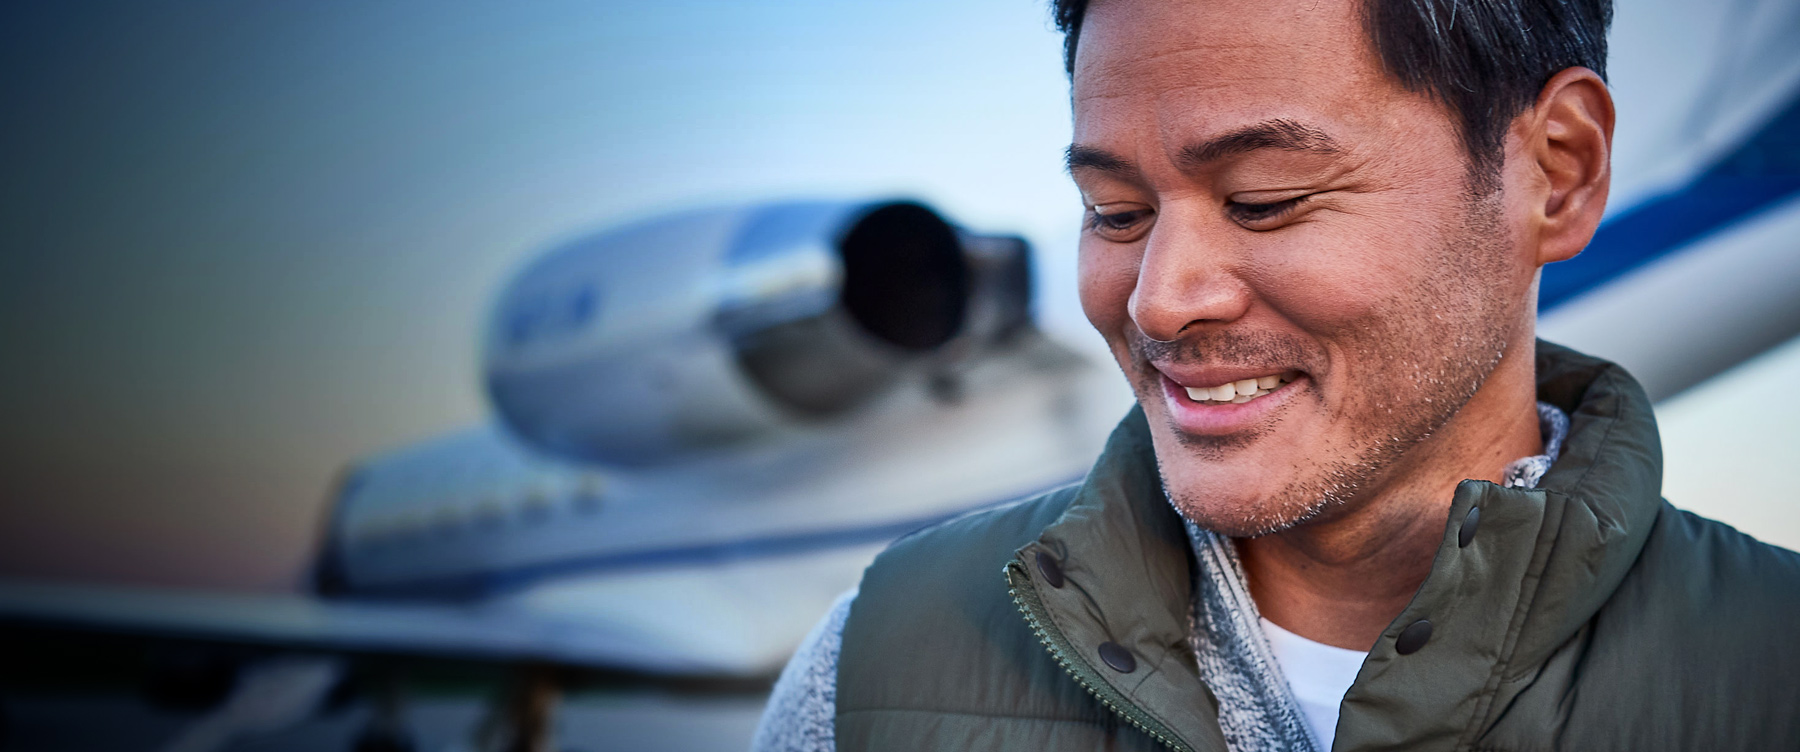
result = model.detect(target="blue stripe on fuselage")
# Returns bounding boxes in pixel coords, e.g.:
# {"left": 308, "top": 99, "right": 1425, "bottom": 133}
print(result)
{"left": 333, "top": 477, "right": 1080, "bottom": 600}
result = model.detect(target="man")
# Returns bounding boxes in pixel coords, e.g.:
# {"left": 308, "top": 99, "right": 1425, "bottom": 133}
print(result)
{"left": 756, "top": 0, "right": 1800, "bottom": 749}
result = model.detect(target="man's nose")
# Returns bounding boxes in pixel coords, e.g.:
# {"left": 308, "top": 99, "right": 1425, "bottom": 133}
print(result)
{"left": 1126, "top": 213, "right": 1252, "bottom": 341}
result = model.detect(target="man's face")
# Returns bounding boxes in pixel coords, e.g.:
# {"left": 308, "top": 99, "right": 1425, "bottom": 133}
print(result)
{"left": 1072, "top": 0, "right": 1540, "bottom": 535}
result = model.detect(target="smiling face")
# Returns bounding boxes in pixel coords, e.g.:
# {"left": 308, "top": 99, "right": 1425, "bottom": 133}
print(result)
{"left": 1072, "top": 0, "right": 1542, "bottom": 536}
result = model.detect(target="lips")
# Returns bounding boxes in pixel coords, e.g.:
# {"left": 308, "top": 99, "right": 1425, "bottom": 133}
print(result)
{"left": 1156, "top": 367, "right": 1307, "bottom": 436}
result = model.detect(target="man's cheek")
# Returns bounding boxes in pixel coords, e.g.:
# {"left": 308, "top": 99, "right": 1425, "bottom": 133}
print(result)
{"left": 1255, "top": 263, "right": 1389, "bottom": 337}
{"left": 1076, "top": 246, "right": 1137, "bottom": 334}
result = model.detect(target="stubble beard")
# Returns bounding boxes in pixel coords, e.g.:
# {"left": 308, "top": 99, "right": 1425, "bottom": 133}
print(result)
{"left": 1150, "top": 190, "right": 1519, "bottom": 537}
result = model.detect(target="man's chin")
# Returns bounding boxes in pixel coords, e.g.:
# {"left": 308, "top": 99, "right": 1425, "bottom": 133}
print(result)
{"left": 1164, "top": 490, "right": 1331, "bottom": 538}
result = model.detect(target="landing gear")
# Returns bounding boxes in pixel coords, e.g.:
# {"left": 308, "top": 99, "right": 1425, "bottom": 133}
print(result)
{"left": 352, "top": 673, "right": 416, "bottom": 752}
{"left": 470, "top": 665, "right": 562, "bottom": 752}
{"left": 352, "top": 727, "right": 416, "bottom": 752}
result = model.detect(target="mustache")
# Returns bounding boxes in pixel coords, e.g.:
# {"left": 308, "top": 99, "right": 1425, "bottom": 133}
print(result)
{"left": 1128, "top": 327, "right": 1318, "bottom": 369}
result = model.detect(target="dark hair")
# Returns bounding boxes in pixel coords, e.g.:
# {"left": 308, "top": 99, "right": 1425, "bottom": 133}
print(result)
{"left": 1051, "top": 0, "right": 1612, "bottom": 186}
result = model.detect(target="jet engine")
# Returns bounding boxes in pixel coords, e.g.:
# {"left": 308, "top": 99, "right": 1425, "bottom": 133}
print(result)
{"left": 484, "top": 199, "right": 1031, "bottom": 466}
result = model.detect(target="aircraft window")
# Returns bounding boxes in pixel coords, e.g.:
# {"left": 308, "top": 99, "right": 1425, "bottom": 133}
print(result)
{"left": 503, "top": 282, "right": 599, "bottom": 348}
{"left": 474, "top": 497, "right": 507, "bottom": 530}
{"left": 521, "top": 490, "right": 555, "bottom": 524}
{"left": 572, "top": 477, "right": 606, "bottom": 514}
{"left": 432, "top": 507, "right": 466, "bottom": 536}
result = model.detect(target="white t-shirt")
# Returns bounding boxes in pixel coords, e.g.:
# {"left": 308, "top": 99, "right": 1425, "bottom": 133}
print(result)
{"left": 1260, "top": 617, "right": 1369, "bottom": 750}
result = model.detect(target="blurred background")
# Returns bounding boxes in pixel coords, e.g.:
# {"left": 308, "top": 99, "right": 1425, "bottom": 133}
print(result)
{"left": 1, "top": 0, "right": 1797, "bottom": 750}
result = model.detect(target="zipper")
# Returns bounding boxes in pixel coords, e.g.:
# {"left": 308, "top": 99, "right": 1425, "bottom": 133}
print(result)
{"left": 1005, "top": 560, "right": 1193, "bottom": 752}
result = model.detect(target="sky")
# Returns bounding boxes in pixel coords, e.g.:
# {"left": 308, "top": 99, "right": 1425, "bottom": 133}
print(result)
{"left": 1, "top": 0, "right": 1795, "bottom": 592}
{"left": 0, "top": 0, "right": 1083, "bottom": 590}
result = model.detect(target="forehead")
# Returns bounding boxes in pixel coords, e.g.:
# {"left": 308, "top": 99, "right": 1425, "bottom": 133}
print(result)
{"left": 1072, "top": 0, "right": 1413, "bottom": 148}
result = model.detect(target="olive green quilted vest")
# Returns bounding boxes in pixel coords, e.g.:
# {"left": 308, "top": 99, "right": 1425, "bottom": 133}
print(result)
{"left": 835, "top": 341, "right": 1800, "bottom": 751}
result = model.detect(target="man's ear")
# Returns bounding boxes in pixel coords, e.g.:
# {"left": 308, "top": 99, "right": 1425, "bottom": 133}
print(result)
{"left": 1519, "top": 67, "right": 1614, "bottom": 266}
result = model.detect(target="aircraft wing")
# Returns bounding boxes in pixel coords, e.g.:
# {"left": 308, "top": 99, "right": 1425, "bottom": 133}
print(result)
{"left": 1, "top": 573, "right": 800, "bottom": 678}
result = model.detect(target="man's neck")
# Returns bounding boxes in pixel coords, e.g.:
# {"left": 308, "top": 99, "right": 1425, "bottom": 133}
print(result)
{"left": 1235, "top": 346, "right": 1545, "bottom": 652}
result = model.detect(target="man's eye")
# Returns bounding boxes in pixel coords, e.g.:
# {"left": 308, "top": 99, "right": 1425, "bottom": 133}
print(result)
{"left": 1086, "top": 207, "right": 1152, "bottom": 236}
{"left": 1226, "top": 196, "right": 1308, "bottom": 226}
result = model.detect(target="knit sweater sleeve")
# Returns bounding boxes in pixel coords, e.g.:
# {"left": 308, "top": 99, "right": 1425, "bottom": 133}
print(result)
{"left": 751, "top": 587, "right": 857, "bottom": 752}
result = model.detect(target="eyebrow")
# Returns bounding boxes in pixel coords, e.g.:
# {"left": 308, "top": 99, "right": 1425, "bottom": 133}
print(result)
{"left": 1065, "top": 118, "right": 1342, "bottom": 177}
{"left": 1065, "top": 143, "right": 1135, "bottom": 176}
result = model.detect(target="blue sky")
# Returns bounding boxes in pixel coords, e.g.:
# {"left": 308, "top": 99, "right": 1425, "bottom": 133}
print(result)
{"left": 0, "top": 0, "right": 1085, "bottom": 589}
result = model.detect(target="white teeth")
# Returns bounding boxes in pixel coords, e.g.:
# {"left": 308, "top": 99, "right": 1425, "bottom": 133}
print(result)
{"left": 1182, "top": 373, "right": 1295, "bottom": 405}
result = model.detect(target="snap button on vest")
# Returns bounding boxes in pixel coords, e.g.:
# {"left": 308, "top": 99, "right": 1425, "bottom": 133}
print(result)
{"left": 1035, "top": 551, "right": 1065, "bottom": 588}
{"left": 1098, "top": 641, "right": 1136, "bottom": 673}
{"left": 1459, "top": 506, "right": 1482, "bottom": 547}
{"left": 1396, "top": 619, "right": 1433, "bottom": 655}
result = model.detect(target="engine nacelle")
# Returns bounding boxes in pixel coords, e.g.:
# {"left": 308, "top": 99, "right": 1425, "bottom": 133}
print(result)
{"left": 484, "top": 199, "right": 1029, "bottom": 466}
